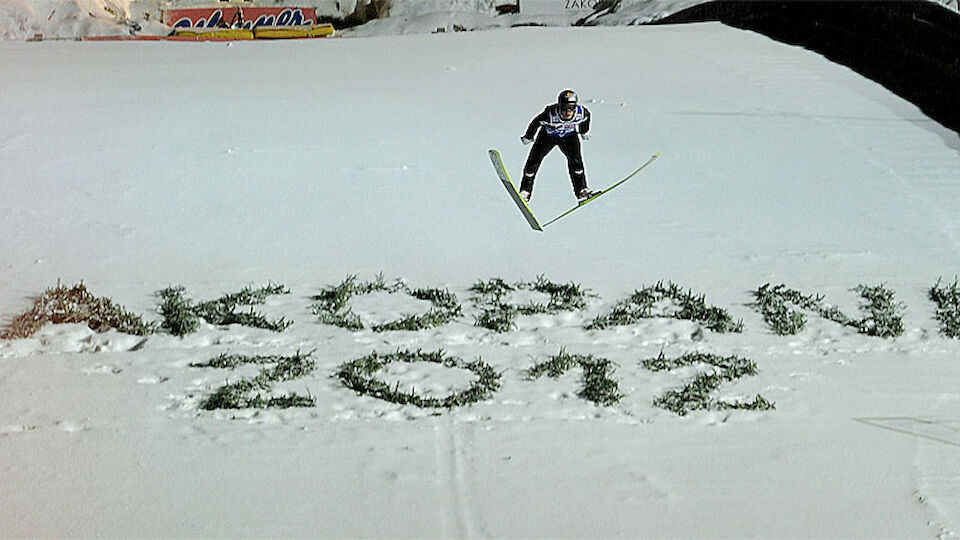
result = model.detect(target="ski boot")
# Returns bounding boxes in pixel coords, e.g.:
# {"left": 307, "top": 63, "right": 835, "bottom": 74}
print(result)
{"left": 577, "top": 188, "right": 599, "bottom": 203}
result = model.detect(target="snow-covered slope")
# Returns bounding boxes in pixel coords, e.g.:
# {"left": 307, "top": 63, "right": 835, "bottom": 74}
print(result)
{"left": 2, "top": 18, "right": 960, "bottom": 539}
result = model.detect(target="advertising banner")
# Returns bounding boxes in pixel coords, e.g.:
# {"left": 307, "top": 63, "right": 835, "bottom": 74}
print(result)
{"left": 163, "top": 7, "right": 318, "bottom": 28}
{"left": 519, "top": 0, "right": 600, "bottom": 15}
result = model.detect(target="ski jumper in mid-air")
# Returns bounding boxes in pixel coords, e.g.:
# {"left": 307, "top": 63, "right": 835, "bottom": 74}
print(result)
{"left": 519, "top": 89, "right": 596, "bottom": 203}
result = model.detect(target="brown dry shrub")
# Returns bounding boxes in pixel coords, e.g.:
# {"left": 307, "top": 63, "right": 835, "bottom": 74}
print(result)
{"left": 1, "top": 281, "right": 154, "bottom": 339}
{"left": 345, "top": 0, "right": 390, "bottom": 26}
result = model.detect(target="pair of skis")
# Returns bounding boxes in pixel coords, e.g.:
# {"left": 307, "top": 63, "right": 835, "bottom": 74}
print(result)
{"left": 489, "top": 149, "right": 661, "bottom": 231}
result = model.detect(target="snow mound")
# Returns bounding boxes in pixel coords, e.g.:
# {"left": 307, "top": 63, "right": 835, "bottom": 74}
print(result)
{"left": 0, "top": 0, "right": 137, "bottom": 39}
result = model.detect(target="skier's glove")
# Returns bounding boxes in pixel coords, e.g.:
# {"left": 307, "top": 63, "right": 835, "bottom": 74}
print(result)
{"left": 521, "top": 136, "right": 533, "bottom": 145}
{"left": 581, "top": 133, "right": 591, "bottom": 141}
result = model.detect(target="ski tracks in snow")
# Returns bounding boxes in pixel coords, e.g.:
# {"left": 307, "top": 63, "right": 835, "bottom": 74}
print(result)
{"left": 856, "top": 408, "right": 960, "bottom": 538}
{"left": 435, "top": 418, "right": 489, "bottom": 539}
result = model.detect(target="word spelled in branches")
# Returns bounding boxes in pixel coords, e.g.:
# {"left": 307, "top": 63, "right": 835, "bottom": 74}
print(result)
{"left": 470, "top": 275, "right": 595, "bottom": 332}
{"left": 193, "top": 350, "right": 316, "bottom": 410}
{"left": 587, "top": 280, "right": 743, "bottom": 333}
{"left": 643, "top": 351, "right": 775, "bottom": 416}
{"left": 527, "top": 348, "right": 623, "bottom": 406}
{"left": 752, "top": 283, "right": 904, "bottom": 337}
{"left": 311, "top": 274, "right": 462, "bottom": 332}
{"left": 158, "top": 283, "right": 291, "bottom": 337}
{"left": 336, "top": 348, "right": 501, "bottom": 408}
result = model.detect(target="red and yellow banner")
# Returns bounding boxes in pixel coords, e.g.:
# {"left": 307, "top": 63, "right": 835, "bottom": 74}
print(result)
{"left": 163, "top": 7, "right": 318, "bottom": 28}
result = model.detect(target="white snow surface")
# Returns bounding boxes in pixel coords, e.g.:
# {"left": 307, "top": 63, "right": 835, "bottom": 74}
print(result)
{"left": 2, "top": 19, "right": 960, "bottom": 539}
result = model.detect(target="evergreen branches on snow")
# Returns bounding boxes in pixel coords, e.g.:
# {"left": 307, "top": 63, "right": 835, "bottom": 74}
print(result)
{"left": 526, "top": 348, "right": 622, "bottom": 406}
{"left": 751, "top": 283, "right": 904, "bottom": 337}
{"left": 643, "top": 351, "right": 774, "bottom": 416}
{"left": 157, "top": 283, "right": 291, "bottom": 337}
{"left": 853, "top": 284, "right": 906, "bottom": 337}
{"left": 586, "top": 281, "right": 743, "bottom": 333}
{"left": 336, "top": 349, "right": 501, "bottom": 408}
{"left": 929, "top": 277, "right": 960, "bottom": 338}
{"left": 194, "top": 350, "right": 316, "bottom": 410}
{"left": 311, "top": 274, "right": 462, "bottom": 332}
{"left": 470, "top": 275, "right": 595, "bottom": 332}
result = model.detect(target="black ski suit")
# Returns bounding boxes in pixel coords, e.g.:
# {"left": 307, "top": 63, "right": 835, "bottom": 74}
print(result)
{"left": 520, "top": 103, "right": 591, "bottom": 196}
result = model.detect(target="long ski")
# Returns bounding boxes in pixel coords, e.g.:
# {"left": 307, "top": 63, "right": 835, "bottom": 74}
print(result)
{"left": 542, "top": 152, "right": 661, "bottom": 228}
{"left": 489, "top": 149, "right": 543, "bottom": 231}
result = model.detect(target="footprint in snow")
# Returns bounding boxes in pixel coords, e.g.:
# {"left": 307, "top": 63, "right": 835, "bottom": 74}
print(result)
{"left": 57, "top": 420, "right": 88, "bottom": 433}
{"left": 82, "top": 364, "right": 122, "bottom": 375}
{"left": 1, "top": 424, "right": 39, "bottom": 435}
